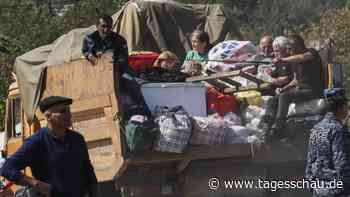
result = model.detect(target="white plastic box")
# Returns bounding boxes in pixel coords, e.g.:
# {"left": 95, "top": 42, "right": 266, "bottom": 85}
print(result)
{"left": 141, "top": 82, "right": 207, "bottom": 116}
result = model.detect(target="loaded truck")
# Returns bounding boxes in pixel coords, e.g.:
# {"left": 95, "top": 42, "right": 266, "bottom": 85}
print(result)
{"left": 1, "top": 1, "right": 341, "bottom": 197}
{"left": 4, "top": 55, "right": 341, "bottom": 197}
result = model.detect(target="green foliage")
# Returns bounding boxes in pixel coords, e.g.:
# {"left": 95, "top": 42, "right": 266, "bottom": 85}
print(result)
{"left": 236, "top": 0, "right": 346, "bottom": 41}
{"left": 303, "top": 7, "right": 350, "bottom": 91}
{"left": 0, "top": 0, "right": 127, "bottom": 131}
{"left": 61, "top": 0, "right": 127, "bottom": 30}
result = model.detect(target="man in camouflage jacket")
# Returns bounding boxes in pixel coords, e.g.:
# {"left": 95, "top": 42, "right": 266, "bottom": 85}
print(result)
{"left": 306, "top": 88, "right": 350, "bottom": 197}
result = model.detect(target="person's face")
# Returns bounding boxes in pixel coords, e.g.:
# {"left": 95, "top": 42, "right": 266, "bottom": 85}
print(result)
{"left": 97, "top": 19, "right": 112, "bottom": 39}
{"left": 273, "top": 44, "right": 288, "bottom": 58}
{"left": 260, "top": 38, "right": 273, "bottom": 57}
{"left": 191, "top": 36, "right": 207, "bottom": 53}
{"left": 160, "top": 59, "right": 177, "bottom": 70}
{"left": 46, "top": 104, "right": 72, "bottom": 129}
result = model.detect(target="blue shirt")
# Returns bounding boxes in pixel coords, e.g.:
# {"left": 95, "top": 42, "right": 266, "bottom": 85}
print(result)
{"left": 306, "top": 112, "right": 350, "bottom": 197}
{"left": 1, "top": 128, "right": 97, "bottom": 197}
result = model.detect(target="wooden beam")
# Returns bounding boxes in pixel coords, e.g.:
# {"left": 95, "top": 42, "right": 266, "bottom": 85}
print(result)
{"left": 224, "top": 83, "right": 270, "bottom": 93}
{"left": 219, "top": 77, "right": 242, "bottom": 87}
{"left": 70, "top": 95, "right": 111, "bottom": 114}
{"left": 206, "top": 79, "right": 229, "bottom": 92}
{"left": 186, "top": 70, "right": 241, "bottom": 82}
{"left": 127, "top": 143, "right": 252, "bottom": 165}
{"left": 78, "top": 125, "right": 112, "bottom": 142}
{"left": 239, "top": 71, "right": 265, "bottom": 85}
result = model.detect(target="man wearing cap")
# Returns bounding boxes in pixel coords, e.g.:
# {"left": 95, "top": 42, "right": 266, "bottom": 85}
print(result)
{"left": 1, "top": 96, "right": 97, "bottom": 197}
{"left": 306, "top": 88, "right": 350, "bottom": 197}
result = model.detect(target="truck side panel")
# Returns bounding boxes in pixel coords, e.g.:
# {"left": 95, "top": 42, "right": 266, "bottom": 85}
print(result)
{"left": 38, "top": 54, "right": 124, "bottom": 182}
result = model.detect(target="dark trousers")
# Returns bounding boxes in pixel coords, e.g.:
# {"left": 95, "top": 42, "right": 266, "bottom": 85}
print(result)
{"left": 263, "top": 96, "right": 279, "bottom": 126}
{"left": 275, "top": 88, "right": 317, "bottom": 124}
{"left": 113, "top": 62, "right": 151, "bottom": 117}
{"left": 262, "top": 88, "right": 318, "bottom": 128}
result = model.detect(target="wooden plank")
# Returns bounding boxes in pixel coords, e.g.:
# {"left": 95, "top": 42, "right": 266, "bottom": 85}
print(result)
{"left": 104, "top": 98, "right": 129, "bottom": 180}
{"left": 239, "top": 71, "right": 265, "bottom": 84}
{"left": 104, "top": 104, "right": 123, "bottom": 156}
{"left": 219, "top": 77, "right": 242, "bottom": 87}
{"left": 224, "top": 83, "right": 270, "bottom": 93}
{"left": 185, "top": 143, "right": 252, "bottom": 160}
{"left": 205, "top": 79, "right": 229, "bottom": 92}
{"left": 89, "top": 142, "right": 126, "bottom": 181}
{"left": 43, "top": 53, "right": 115, "bottom": 102}
{"left": 78, "top": 125, "right": 112, "bottom": 142}
{"left": 186, "top": 70, "right": 241, "bottom": 82}
{"left": 127, "top": 143, "right": 252, "bottom": 165}
{"left": 70, "top": 95, "right": 111, "bottom": 114}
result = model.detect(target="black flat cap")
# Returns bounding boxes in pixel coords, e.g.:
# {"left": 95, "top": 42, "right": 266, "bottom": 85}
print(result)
{"left": 39, "top": 96, "right": 73, "bottom": 113}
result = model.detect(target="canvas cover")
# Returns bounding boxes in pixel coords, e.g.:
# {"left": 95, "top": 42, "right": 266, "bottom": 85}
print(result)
{"left": 14, "top": 0, "right": 243, "bottom": 122}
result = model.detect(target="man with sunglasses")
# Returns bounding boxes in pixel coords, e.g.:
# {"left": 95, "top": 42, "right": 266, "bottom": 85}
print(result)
{"left": 1, "top": 96, "right": 97, "bottom": 197}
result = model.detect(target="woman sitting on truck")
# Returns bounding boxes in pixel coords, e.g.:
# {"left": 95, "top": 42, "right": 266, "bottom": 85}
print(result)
{"left": 182, "top": 30, "right": 212, "bottom": 74}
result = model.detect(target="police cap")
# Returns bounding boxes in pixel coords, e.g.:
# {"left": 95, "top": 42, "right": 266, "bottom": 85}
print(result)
{"left": 324, "top": 88, "right": 348, "bottom": 105}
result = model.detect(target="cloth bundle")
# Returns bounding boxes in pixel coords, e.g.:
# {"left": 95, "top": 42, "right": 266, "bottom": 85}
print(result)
{"left": 191, "top": 113, "right": 248, "bottom": 145}
{"left": 154, "top": 106, "right": 192, "bottom": 153}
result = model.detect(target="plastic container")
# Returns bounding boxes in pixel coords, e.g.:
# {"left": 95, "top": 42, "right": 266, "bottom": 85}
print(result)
{"left": 141, "top": 82, "right": 207, "bottom": 116}
{"left": 206, "top": 87, "right": 238, "bottom": 116}
{"left": 235, "top": 90, "right": 262, "bottom": 106}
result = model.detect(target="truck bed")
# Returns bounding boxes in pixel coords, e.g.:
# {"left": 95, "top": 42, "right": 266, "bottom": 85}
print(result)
{"left": 34, "top": 54, "right": 254, "bottom": 182}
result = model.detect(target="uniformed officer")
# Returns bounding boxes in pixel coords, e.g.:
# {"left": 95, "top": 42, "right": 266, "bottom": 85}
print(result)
{"left": 306, "top": 88, "right": 350, "bottom": 197}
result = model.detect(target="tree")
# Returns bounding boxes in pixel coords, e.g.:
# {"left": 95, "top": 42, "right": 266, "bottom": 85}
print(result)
{"left": 0, "top": 0, "right": 126, "bottom": 130}
{"left": 303, "top": 6, "right": 350, "bottom": 92}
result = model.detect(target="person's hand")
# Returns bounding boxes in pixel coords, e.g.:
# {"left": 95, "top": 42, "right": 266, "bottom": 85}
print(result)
{"left": 275, "top": 88, "right": 282, "bottom": 95}
{"left": 272, "top": 57, "right": 284, "bottom": 65}
{"left": 88, "top": 54, "right": 98, "bottom": 65}
{"left": 0, "top": 188, "right": 14, "bottom": 197}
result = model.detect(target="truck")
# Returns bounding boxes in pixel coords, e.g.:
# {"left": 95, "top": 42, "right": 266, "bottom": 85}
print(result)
{"left": 2, "top": 1, "right": 339, "bottom": 197}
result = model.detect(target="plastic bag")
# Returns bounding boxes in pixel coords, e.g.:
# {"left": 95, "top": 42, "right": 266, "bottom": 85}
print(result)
{"left": 206, "top": 40, "right": 258, "bottom": 72}
{"left": 154, "top": 106, "right": 192, "bottom": 153}
{"left": 224, "top": 125, "right": 249, "bottom": 144}
{"left": 125, "top": 115, "right": 160, "bottom": 152}
{"left": 191, "top": 115, "right": 228, "bottom": 145}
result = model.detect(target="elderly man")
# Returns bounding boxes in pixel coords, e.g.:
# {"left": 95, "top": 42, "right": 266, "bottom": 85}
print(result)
{"left": 1, "top": 96, "right": 97, "bottom": 197}
{"left": 271, "top": 34, "right": 324, "bottom": 138}
{"left": 306, "top": 88, "right": 350, "bottom": 197}
{"left": 258, "top": 35, "right": 274, "bottom": 58}
{"left": 260, "top": 36, "right": 293, "bottom": 138}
